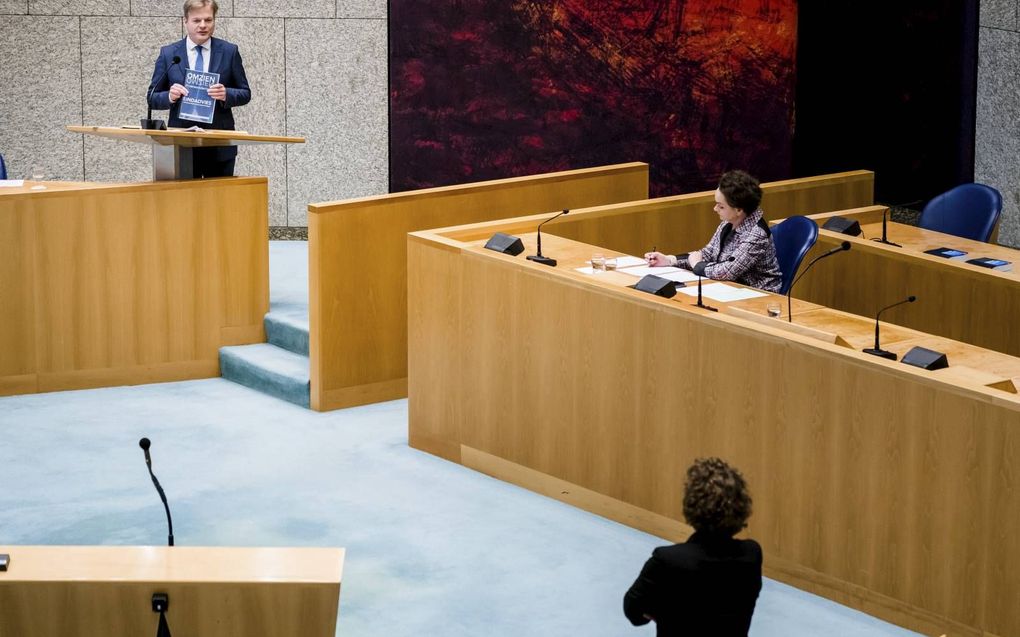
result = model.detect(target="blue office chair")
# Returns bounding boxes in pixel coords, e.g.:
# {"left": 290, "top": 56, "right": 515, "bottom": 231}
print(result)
{"left": 919, "top": 183, "right": 1002, "bottom": 243}
{"left": 772, "top": 215, "right": 819, "bottom": 295}
{"left": 0, "top": 153, "right": 6, "bottom": 180}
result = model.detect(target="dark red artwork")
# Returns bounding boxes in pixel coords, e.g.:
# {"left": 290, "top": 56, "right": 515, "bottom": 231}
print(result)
{"left": 390, "top": 1, "right": 798, "bottom": 196}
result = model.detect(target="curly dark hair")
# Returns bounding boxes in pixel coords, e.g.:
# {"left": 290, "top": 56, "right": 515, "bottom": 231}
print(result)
{"left": 682, "top": 457, "right": 753, "bottom": 536}
{"left": 718, "top": 170, "right": 762, "bottom": 215}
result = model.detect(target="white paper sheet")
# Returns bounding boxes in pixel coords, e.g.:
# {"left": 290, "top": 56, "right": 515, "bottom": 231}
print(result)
{"left": 0, "top": 179, "right": 25, "bottom": 187}
{"left": 612, "top": 255, "right": 648, "bottom": 268}
{"left": 677, "top": 282, "right": 768, "bottom": 302}
{"left": 616, "top": 264, "right": 681, "bottom": 277}
{"left": 648, "top": 269, "right": 700, "bottom": 283}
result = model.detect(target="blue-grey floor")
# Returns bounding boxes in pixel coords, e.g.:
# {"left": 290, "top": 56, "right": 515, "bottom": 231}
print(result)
{"left": 0, "top": 242, "right": 920, "bottom": 637}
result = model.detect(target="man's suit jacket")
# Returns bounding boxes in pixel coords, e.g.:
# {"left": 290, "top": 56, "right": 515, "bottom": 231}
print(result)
{"left": 147, "top": 37, "right": 251, "bottom": 161}
{"left": 623, "top": 532, "right": 762, "bottom": 637}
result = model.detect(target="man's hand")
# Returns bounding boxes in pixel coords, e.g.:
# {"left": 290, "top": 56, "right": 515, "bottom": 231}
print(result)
{"left": 169, "top": 83, "right": 189, "bottom": 103}
{"left": 208, "top": 83, "right": 227, "bottom": 101}
{"left": 687, "top": 250, "right": 703, "bottom": 267}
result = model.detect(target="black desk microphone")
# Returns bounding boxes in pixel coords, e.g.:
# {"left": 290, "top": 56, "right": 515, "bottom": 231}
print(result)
{"left": 526, "top": 209, "right": 569, "bottom": 267}
{"left": 863, "top": 295, "right": 916, "bottom": 360}
{"left": 693, "top": 256, "right": 734, "bottom": 312}
{"left": 139, "top": 438, "right": 175, "bottom": 546}
{"left": 786, "top": 241, "right": 851, "bottom": 322}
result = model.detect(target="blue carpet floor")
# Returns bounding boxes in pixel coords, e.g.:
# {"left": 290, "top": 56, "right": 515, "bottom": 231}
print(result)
{"left": 0, "top": 242, "right": 920, "bottom": 637}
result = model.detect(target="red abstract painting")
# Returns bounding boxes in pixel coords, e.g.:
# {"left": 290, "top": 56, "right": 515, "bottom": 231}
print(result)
{"left": 390, "top": 1, "right": 798, "bottom": 196}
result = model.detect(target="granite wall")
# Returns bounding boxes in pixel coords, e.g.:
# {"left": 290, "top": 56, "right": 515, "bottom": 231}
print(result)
{"left": 979, "top": 1, "right": 1020, "bottom": 247}
{"left": 0, "top": 1, "right": 386, "bottom": 227}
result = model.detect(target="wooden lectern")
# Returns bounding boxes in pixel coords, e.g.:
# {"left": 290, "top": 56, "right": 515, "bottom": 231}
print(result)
{"left": 67, "top": 126, "right": 305, "bottom": 181}
{"left": 0, "top": 545, "right": 344, "bottom": 637}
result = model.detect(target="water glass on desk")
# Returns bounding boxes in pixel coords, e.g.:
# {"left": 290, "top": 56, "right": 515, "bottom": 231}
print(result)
{"left": 591, "top": 253, "right": 606, "bottom": 273}
{"left": 29, "top": 165, "right": 46, "bottom": 190}
{"left": 604, "top": 256, "right": 617, "bottom": 271}
{"left": 766, "top": 302, "right": 781, "bottom": 318}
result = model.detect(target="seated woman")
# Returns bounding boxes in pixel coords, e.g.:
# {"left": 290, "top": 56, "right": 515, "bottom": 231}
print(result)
{"left": 623, "top": 457, "right": 762, "bottom": 637}
{"left": 645, "top": 170, "right": 782, "bottom": 293}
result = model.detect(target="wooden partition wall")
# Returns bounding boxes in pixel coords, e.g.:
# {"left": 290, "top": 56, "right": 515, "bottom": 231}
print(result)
{"left": 0, "top": 545, "right": 343, "bottom": 637}
{"left": 408, "top": 222, "right": 1020, "bottom": 637}
{"left": 306, "top": 163, "right": 650, "bottom": 411}
{"left": 307, "top": 167, "right": 873, "bottom": 412}
{"left": 0, "top": 178, "right": 269, "bottom": 396}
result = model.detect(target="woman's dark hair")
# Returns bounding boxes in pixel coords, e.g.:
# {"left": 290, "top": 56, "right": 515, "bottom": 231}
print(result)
{"left": 682, "top": 457, "right": 753, "bottom": 536}
{"left": 718, "top": 170, "right": 762, "bottom": 215}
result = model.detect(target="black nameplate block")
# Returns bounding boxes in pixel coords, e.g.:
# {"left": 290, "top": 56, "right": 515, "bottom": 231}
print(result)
{"left": 630, "top": 274, "right": 678, "bottom": 299}
{"left": 821, "top": 216, "right": 862, "bottom": 237}
{"left": 483, "top": 232, "right": 525, "bottom": 256}
{"left": 901, "top": 346, "right": 949, "bottom": 371}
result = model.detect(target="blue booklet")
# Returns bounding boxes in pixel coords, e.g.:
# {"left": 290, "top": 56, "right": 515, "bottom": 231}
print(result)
{"left": 179, "top": 69, "right": 220, "bottom": 124}
{"left": 965, "top": 257, "right": 1012, "bottom": 272}
{"left": 923, "top": 247, "right": 968, "bottom": 260}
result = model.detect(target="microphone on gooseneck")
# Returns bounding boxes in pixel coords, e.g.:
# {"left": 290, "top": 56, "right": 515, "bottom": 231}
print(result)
{"left": 786, "top": 241, "right": 851, "bottom": 323}
{"left": 863, "top": 295, "right": 916, "bottom": 360}
{"left": 872, "top": 208, "right": 901, "bottom": 247}
{"left": 526, "top": 209, "right": 569, "bottom": 267}
{"left": 142, "top": 55, "right": 182, "bottom": 130}
{"left": 694, "top": 256, "right": 735, "bottom": 312}
{"left": 139, "top": 438, "right": 175, "bottom": 546}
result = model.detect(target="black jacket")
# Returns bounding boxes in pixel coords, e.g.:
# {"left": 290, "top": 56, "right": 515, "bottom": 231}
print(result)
{"left": 624, "top": 531, "right": 763, "bottom": 636}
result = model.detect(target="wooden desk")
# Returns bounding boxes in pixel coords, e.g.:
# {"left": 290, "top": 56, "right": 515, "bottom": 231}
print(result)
{"left": 795, "top": 208, "right": 1020, "bottom": 357}
{"left": 1, "top": 179, "right": 269, "bottom": 396}
{"left": 307, "top": 167, "right": 872, "bottom": 411}
{"left": 408, "top": 223, "right": 1020, "bottom": 637}
{"left": 0, "top": 545, "right": 344, "bottom": 637}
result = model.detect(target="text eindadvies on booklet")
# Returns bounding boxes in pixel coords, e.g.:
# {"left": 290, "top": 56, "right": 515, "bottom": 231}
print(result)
{"left": 179, "top": 69, "right": 219, "bottom": 124}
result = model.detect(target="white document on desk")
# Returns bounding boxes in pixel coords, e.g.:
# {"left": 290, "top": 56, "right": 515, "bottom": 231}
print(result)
{"left": 613, "top": 255, "right": 648, "bottom": 268}
{"left": 619, "top": 265, "right": 700, "bottom": 283}
{"left": 678, "top": 283, "right": 768, "bottom": 302}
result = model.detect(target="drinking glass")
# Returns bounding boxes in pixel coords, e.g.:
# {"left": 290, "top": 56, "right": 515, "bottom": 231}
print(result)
{"left": 604, "top": 256, "right": 618, "bottom": 271}
{"left": 591, "top": 253, "right": 606, "bottom": 272}
{"left": 766, "top": 302, "right": 781, "bottom": 318}
{"left": 30, "top": 165, "right": 46, "bottom": 190}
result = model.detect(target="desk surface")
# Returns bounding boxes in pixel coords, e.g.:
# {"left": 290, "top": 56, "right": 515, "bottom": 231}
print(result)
{"left": 0, "top": 180, "right": 111, "bottom": 195}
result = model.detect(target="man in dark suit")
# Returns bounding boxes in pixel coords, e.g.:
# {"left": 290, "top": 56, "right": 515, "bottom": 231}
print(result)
{"left": 147, "top": 0, "right": 251, "bottom": 177}
{"left": 624, "top": 457, "right": 763, "bottom": 636}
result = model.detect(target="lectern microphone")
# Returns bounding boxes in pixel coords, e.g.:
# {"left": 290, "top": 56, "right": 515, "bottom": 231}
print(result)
{"left": 863, "top": 295, "right": 917, "bottom": 360}
{"left": 526, "top": 209, "right": 569, "bottom": 267}
{"left": 143, "top": 56, "right": 181, "bottom": 130}
{"left": 139, "top": 437, "right": 175, "bottom": 546}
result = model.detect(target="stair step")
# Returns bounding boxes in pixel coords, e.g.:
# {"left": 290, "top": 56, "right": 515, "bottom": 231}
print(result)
{"left": 219, "top": 343, "right": 310, "bottom": 408}
{"left": 265, "top": 309, "right": 309, "bottom": 356}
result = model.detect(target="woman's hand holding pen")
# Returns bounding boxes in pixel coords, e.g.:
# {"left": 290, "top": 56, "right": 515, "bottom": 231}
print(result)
{"left": 643, "top": 250, "right": 676, "bottom": 267}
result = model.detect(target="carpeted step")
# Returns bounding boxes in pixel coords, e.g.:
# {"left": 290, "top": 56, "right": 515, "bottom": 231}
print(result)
{"left": 264, "top": 310, "right": 309, "bottom": 356}
{"left": 219, "top": 343, "right": 310, "bottom": 408}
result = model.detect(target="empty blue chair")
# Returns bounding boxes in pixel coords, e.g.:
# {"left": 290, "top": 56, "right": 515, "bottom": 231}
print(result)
{"left": 919, "top": 183, "right": 1002, "bottom": 243}
{"left": 0, "top": 153, "right": 6, "bottom": 180}
{"left": 772, "top": 215, "right": 819, "bottom": 295}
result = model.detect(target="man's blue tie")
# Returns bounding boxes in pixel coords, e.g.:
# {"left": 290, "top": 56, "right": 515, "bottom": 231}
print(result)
{"left": 194, "top": 45, "right": 205, "bottom": 72}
